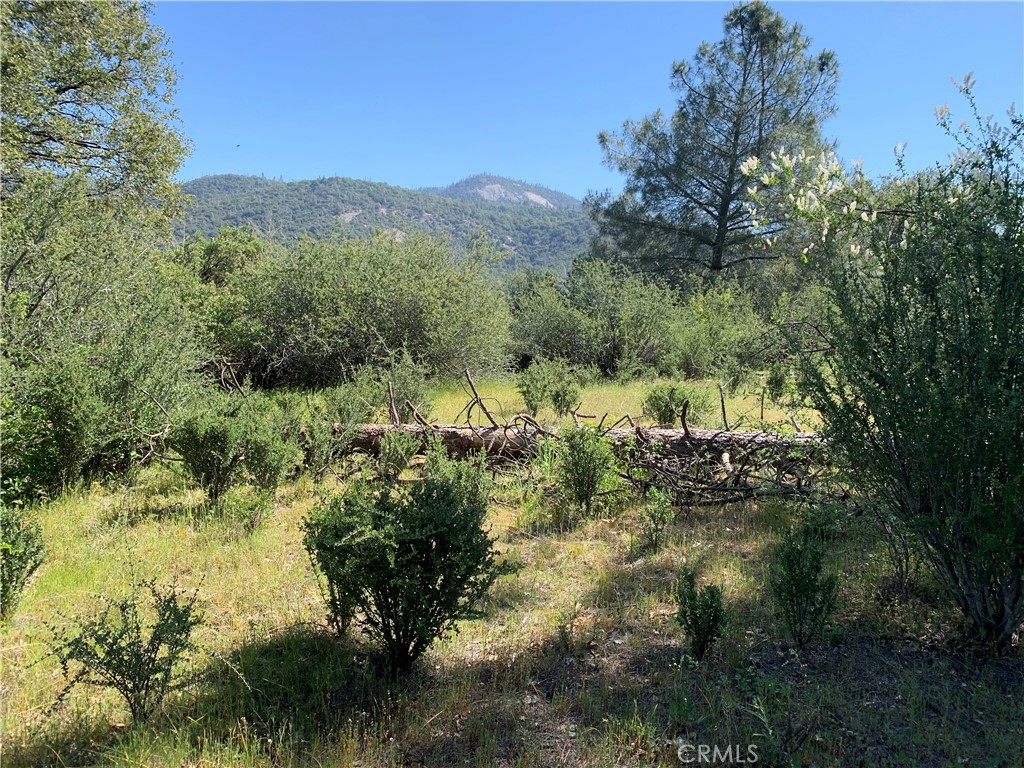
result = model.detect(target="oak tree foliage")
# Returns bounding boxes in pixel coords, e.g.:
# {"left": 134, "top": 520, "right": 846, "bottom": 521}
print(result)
{"left": 1, "top": 0, "right": 187, "bottom": 211}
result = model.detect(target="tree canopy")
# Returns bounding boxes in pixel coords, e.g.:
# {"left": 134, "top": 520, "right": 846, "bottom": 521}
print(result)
{"left": 1, "top": 0, "right": 196, "bottom": 499}
{"left": 0, "top": 0, "right": 187, "bottom": 211}
{"left": 589, "top": 0, "right": 838, "bottom": 277}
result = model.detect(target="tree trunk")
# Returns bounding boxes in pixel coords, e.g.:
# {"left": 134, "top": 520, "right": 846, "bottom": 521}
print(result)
{"left": 349, "top": 423, "right": 823, "bottom": 462}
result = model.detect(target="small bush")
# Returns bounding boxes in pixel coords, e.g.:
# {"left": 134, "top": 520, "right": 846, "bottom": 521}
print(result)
{"left": 554, "top": 426, "right": 618, "bottom": 522}
{"left": 353, "top": 349, "right": 434, "bottom": 424}
{"left": 216, "top": 488, "right": 275, "bottom": 535}
{"left": 296, "top": 385, "right": 375, "bottom": 482}
{"left": 517, "top": 358, "right": 580, "bottom": 417}
{"left": 668, "top": 282, "right": 765, "bottom": 381}
{"left": 517, "top": 362, "right": 548, "bottom": 416}
{"left": 641, "top": 382, "right": 714, "bottom": 428}
{"left": 765, "top": 361, "right": 794, "bottom": 402}
{"left": 675, "top": 568, "right": 726, "bottom": 660}
{"left": 241, "top": 397, "right": 301, "bottom": 493}
{"left": 631, "top": 489, "right": 676, "bottom": 556}
{"left": 302, "top": 450, "right": 507, "bottom": 672}
{"left": 169, "top": 392, "right": 299, "bottom": 505}
{"left": 49, "top": 575, "right": 204, "bottom": 721}
{"left": 377, "top": 429, "right": 422, "bottom": 481}
{"left": 768, "top": 525, "right": 838, "bottom": 651}
{"left": 169, "top": 396, "right": 247, "bottom": 505}
{"left": 0, "top": 362, "right": 101, "bottom": 500}
{"left": 0, "top": 503, "right": 45, "bottom": 623}
{"left": 0, "top": 394, "right": 59, "bottom": 504}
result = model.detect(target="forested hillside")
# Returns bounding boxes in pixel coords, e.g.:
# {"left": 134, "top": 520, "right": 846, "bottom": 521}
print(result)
{"left": 179, "top": 173, "right": 593, "bottom": 272}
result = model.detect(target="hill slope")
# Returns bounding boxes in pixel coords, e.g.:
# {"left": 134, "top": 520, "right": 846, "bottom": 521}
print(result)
{"left": 178, "top": 174, "right": 593, "bottom": 272}
{"left": 426, "top": 173, "right": 582, "bottom": 209}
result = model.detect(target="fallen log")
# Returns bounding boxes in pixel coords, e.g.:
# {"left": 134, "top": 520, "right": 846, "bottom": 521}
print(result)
{"left": 341, "top": 421, "right": 834, "bottom": 505}
{"left": 348, "top": 422, "right": 823, "bottom": 461}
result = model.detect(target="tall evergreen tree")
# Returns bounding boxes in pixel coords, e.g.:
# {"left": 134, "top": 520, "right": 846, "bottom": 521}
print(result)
{"left": 589, "top": 1, "right": 838, "bottom": 276}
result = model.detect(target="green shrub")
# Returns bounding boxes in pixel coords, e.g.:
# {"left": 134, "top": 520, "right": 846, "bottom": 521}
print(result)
{"left": 668, "top": 282, "right": 765, "bottom": 381}
{"left": 517, "top": 360, "right": 549, "bottom": 416}
{"left": 341, "top": 351, "right": 435, "bottom": 425}
{"left": 2, "top": 178, "right": 203, "bottom": 496}
{"left": 169, "top": 392, "right": 299, "bottom": 505}
{"left": 216, "top": 488, "right": 275, "bottom": 535}
{"left": 214, "top": 233, "right": 510, "bottom": 387}
{"left": 517, "top": 357, "right": 580, "bottom": 417}
{"left": 0, "top": 360, "right": 102, "bottom": 500}
{"left": 379, "top": 349, "right": 434, "bottom": 423}
{"left": 169, "top": 397, "right": 248, "bottom": 506}
{"left": 675, "top": 568, "right": 726, "bottom": 660}
{"left": 241, "top": 397, "right": 301, "bottom": 492}
{"left": 554, "top": 426, "right": 618, "bottom": 522}
{"left": 765, "top": 361, "right": 793, "bottom": 402}
{"left": 0, "top": 503, "right": 45, "bottom": 623}
{"left": 506, "top": 270, "right": 593, "bottom": 368}
{"left": 548, "top": 373, "right": 581, "bottom": 418}
{"left": 377, "top": 429, "right": 422, "bottom": 481}
{"left": 0, "top": 394, "right": 56, "bottom": 504}
{"left": 641, "top": 382, "right": 714, "bottom": 428}
{"left": 631, "top": 489, "right": 676, "bottom": 556}
{"left": 302, "top": 450, "right": 506, "bottom": 672}
{"left": 49, "top": 576, "right": 204, "bottom": 721}
{"left": 423, "top": 438, "right": 491, "bottom": 509}
{"left": 784, "top": 94, "right": 1024, "bottom": 649}
{"left": 295, "top": 384, "right": 375, "bottom": 482}
{"left": 768, "top": 525, "right": 838, "bottom": 651}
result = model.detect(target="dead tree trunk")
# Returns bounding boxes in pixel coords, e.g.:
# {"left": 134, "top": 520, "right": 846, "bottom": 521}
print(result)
{"left": 349, "top": 422, "right": 822, "bottom": 461}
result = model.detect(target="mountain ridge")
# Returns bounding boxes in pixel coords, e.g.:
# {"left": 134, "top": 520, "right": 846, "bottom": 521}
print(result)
{"left": 178, "top": 173, "right": 593, "bottom": 272}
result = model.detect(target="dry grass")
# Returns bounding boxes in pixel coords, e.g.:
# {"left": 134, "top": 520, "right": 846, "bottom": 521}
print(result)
{"left": 2, "top": 399, "right": 1021, "bottom": 767}
{"left": 428, "top": 376, "right": 812, "bottom": 432}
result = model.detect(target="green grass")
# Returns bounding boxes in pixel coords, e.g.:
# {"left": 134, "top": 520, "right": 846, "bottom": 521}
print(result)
{"left": 2, "top": 390, "right": 1020, "bottom": 767}
{"left": 428, "top": 376, "right": 814, "bottom": 432}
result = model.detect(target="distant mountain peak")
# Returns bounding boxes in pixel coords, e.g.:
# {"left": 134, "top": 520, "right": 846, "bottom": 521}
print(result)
{"left": 428, "top": 174, "right": 581, "bottom": 210}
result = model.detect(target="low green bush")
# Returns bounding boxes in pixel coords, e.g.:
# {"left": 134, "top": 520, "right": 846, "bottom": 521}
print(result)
{"left": 675, "top": 568, "right": 726, "bottom": 661}
{"left": 765, "top": 360, "right": 794, "bottom": 402}
{"left": 667, "top": 282, "right": 765, "bottom": 382}
{"left": 302, "top": 447, "right": 507, "bottom": 672}
{"left": 169, "top": 391, "right": 300, "bottom": 506}
{"left": 49, "top": 575, "right": 204, "bottom": 721}
{"left": 641, "top": 382, "right": 714, "bottom": 428}
{"left": 517, "top": 357, "right": 581, "bottom": 417}
{"left": 554, "top": 426, "right": 618, "bottom": 523}
{"left": 630, "top": 489, "right": 676, "bottom": 556}
{"left": 768, "top": 525, "right": 838, "bottom": 651}
{"left": 0, "top": 503, "right": 45, "bottom": 623}
{"left": 286, "top": 384, "right": 375, "bottom": 482}
{"left": 216, "top": 488, "right": 275, "bottom": 535}
{"left": 347, "top": 349, "right": 434, "bottom": 424}
{"left": 169, "top": 397, "right": 247, "bottom": 506}
{"left": 377, "top": 429, "right": 422, "bottom": 481}
{"left": 0, "top": 362, "right": 101, "bottom": 501}
{"left": 242, "top": 397, "right": 301, "bottom": 493}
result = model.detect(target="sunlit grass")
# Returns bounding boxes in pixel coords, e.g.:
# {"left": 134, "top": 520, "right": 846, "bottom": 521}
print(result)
{"left": 427, "top": 375, "right": 813, "bottom": 431}
{"left": 3, "top": 458, "right": 1021, "bottom": 766}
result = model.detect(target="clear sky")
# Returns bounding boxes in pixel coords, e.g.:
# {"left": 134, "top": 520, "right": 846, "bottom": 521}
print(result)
{"left": 152, "top": 1, "right": 1024, "bottom": 200}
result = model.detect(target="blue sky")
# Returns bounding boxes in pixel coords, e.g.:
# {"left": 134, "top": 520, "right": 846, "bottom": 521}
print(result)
{"left": 152, "top": 1, "right": 1024, "bottom": 200}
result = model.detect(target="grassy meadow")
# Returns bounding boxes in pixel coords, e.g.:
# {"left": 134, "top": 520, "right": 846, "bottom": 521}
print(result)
{"left": 1, "top": 380, "right": 1020, "bottom": 768}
